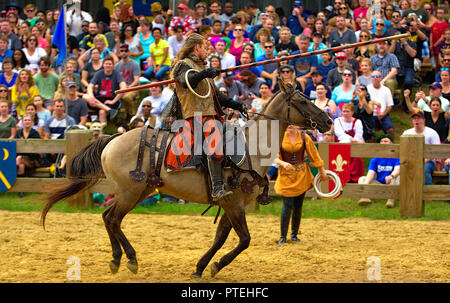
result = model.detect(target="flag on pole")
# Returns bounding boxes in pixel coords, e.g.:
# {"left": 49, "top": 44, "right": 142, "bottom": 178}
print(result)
{"left": 52, "top": 6, "right": 66, "bottom": 66}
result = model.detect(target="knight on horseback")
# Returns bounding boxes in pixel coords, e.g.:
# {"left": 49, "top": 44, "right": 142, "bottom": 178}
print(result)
{"left": 169, "top": 33, "right": 247, "bottom": 201}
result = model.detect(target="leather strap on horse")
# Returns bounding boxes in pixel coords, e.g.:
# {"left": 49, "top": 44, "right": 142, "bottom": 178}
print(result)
{"left": 147, "top": 127, "right": 165, "bottom": 187}
{"left": 227, "top": 143, "right": 272, "bottom": 205}
{"left": 129, "top": 125, "right": 168, "bottom": 188}
{"left": 129, "top": 125, "right": 149, "bottom": 181}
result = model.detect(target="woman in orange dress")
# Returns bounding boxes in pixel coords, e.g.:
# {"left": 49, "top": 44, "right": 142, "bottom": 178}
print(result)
{"left": 274, "top": 125, "right": 328, "bottom": 245}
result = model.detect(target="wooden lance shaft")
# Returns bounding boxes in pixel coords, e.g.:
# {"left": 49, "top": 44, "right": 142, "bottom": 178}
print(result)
{"left": 115, "top": 33, "right": 410, "bottom": 95}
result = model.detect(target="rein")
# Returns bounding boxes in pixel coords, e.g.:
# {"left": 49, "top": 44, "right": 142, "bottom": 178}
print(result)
{"left": 249, "top": 90, "right": 318, "bottom": 130}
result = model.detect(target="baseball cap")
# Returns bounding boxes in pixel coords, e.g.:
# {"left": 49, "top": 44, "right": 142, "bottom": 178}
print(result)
{"left": 376, "top": 134, "right": 393, "bottom": 143}
{"left": 279, "top": 64, "right": 295, "bottom": 72}
{"left": 177, "top": 3, "right": 189, "bottom": 9}
{"left": 120, "top": 43, "right": 129, "bottom": 50}
{"left": 224, "top": 71, "right": 236, "bottom": 80}
{"left": 294, "top": 0, "right": 304, "bottom": 8}
{"left": 324, "top": 5, "right": 334, "bottom": 12}
{"left": 410, "top": 109, "right": 425, "bottom": 119}
{"left": 312, "top": 32, "right": 323, "bottom": 38}
{"left": 429, "top": 82, "right": 442, "bottom": 90}
{"left": 66, "top": 81, "right": 77, "bottom": 88}
{"left": 311, "top": 69, "right": 323, "bottom": 76}
{"left": 335, "top": 52, "right": 347, "bottom": 59}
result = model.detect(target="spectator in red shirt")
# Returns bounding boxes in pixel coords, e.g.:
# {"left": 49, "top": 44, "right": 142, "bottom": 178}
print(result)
{"left": 168, "top": 4, "right": 196, "bottom": 36}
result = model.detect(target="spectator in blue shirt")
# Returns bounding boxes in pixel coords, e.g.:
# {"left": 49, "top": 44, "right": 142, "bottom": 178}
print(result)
{"left": 304, "top": 70, "right": 331, "bottom": 100}
{"left": 0, "top": 35, "right": 13, "bottom": 69}
{"left": 286, "top": 0, "right": 309, "bottom": 36}
{"left": 290, "top": 35, "right": 318, "bottom": 91}
{"left": 317, "top": 52, "right": 336, "bottom": 83}
{"left": 357, "top": 134, "right": 400, "bottom": 208}
{"left": 255, "top": 41, "right": 278, "bottom": 87}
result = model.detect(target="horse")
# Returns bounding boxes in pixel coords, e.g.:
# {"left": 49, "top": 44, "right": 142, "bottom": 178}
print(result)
{"left": 41, "top": 80, "right": 332, "bottom": 278}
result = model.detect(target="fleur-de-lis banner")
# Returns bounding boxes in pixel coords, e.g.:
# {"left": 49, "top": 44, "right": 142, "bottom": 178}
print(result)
{"left": 329, "top": 144, "right": 351, "bottom": 187}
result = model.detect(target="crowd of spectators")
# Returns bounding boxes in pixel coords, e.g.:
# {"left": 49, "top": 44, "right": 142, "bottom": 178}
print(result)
{"left": 0, "top": 0, "right": 449, "bottom": 203}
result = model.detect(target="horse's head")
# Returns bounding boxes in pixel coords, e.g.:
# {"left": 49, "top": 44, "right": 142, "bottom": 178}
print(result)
{"left": 267, "top": 80, "right": 333, "bottom": 133}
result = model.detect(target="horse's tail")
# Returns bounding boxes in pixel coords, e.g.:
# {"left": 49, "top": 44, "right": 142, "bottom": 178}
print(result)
{"left": 41, "top": 134, "right": 121, "bottom": 228}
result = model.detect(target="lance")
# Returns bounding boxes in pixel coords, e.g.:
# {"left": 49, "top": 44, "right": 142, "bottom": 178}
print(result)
{"left": 115, "top": 33, "right": 410, "bottom": 95}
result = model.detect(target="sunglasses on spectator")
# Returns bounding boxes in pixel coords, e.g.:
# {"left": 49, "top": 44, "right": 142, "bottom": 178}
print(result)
{"left": 339, "top": 7, "right": 347, "bottom": 10}
{"left": 376, "top": 23, "right": 385, "bottom": 27}
{"left": 28, "top": 39, "right": 36, "bottom": 41}
{"left": 234, "top": 28, "right": 243, "bottom": 31}
{"left": 444, "top": 59, "right": 450, "bottom": 62}
{"left": 281, "top": 70, "right": 292, "bottom": 74}
{"left": 371, "top": 74, "right": 382, "bottom": 78}
{"left": 360, "top": 35, "right": 369, "bottom": 38}
{"left": 265, "top": 45, "right": 274, "bottom": 48}
{"left": 120, "top": 49, "right": 128, "bottom": 53}
{"left": 142, "top": 105, "right": 151, "bottom": 107}
{"left": 342, "top": 73, "right": 352, "bottom": 77}
{"left": 393, "top": 15, "right": 401, "bottom": 18}
{"left": 441, "top": 68, "right": 450, "bottom": 71}
{"left": 26, "top": 9, "right": 35, "bottom": 13}
{"left": 0, "top": 89, "right": 8, "bottom": 92}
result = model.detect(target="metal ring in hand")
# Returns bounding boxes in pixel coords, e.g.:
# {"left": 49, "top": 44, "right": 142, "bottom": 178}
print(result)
{"left": 185, "top": 69, "right": 211, "bottom": 99}
{"left": 313, "top": 170, "right": 343, "bottom": 199}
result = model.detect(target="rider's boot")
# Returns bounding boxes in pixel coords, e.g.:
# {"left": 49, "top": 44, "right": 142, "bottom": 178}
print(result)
{"left": 208, "top": 158, "right": 233, "bottom": 202}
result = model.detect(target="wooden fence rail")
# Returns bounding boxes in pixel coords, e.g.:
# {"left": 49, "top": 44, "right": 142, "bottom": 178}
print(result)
{"left": 1, "top": 131, "right": 449, "bottom": 218}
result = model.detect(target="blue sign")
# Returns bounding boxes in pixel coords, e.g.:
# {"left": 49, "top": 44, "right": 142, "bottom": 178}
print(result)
{"left": 0, "top": 141, "right": 17, "bottom": 193}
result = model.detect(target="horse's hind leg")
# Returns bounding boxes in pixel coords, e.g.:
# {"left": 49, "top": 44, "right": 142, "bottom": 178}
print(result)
{"left": 102, "top": 195, "right": 142, "bottom": 274}
{"left": 192, "top": 213, "right": 232, "bottom": 279}
{"left": 210, "top": 201, "right": 250, "bottom": 278}
{"left": 102, "top": 204, "right": 123, "bottom": 274}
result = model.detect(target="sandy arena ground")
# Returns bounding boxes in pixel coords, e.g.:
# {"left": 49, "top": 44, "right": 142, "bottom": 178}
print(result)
{"left": 0, "top": 210, "right": 448, "bottom": 283}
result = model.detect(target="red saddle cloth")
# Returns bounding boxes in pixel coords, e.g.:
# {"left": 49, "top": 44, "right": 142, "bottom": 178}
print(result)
{"left": 165, "top": 116, "right": 225, "bottom": 171}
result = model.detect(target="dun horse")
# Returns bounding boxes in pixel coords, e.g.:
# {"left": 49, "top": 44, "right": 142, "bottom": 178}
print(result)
{"left": 41, "top": 81, "right": 332, "bottom": 278}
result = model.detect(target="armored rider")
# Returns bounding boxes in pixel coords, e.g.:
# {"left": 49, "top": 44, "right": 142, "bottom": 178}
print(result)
{"left": 170, "top": 33, "right": 247, "bottom": 201}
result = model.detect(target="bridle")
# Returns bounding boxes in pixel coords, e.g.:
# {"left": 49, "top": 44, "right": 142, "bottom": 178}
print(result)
{"left": 248, "top": 89, "right": 319, "bottom": 130}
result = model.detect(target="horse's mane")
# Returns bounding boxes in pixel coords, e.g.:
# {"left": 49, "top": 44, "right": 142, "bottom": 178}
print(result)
{"left": 252, "top": 88, "right": 313, "bottom": 121}
{"left": 252, "top": 90, "right": 283, "bottom": 121}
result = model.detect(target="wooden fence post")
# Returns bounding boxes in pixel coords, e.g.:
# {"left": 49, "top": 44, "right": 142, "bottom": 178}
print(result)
{"left": 66, "top": 129, "right": 93, "bottom": 209}
{"left": 399, "top": 135, "right": 424, "bottom": 218}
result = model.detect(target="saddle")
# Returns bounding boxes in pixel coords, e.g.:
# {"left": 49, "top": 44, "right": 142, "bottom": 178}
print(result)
{"left": 129, "top": 124, "right": 271, "bottom": 206}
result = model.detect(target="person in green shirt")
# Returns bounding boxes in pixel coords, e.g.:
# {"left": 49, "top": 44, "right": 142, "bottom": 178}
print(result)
{"left": 33, "top": 57, "right": 60, "bottom": 108}
{"left": 23, "top": 4, "right": 39, "bottom": 28}
{"left": 0, "top": 99, "right": 17, "bottom": 139}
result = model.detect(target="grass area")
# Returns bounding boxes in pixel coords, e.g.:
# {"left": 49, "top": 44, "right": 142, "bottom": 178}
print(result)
{"left": 1, "top": 192, "right": 448, "bottom": 221}
{"left": 1, "top": 84, "right": 447, "bottom": 222}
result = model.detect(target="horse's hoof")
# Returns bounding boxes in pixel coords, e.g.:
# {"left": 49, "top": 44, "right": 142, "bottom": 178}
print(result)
{"left": 109, "top": 260, "right": 120, "bottom": 274}
{"left": 126, "top": 261, "right": 138, "bottom": 274}
{"left": 191, "top": 272, "right": 202, "bottom": 280}
{"left": 211, "top": 262, "right": 221, "bottom": 278}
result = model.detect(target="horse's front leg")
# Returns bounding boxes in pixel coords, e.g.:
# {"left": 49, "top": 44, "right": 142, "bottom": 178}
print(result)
{"left": 210, "top": 199, "right": 250, "bottom": 278}
{"left": 192, "top": 213, "right": 232, "bottom": 279}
